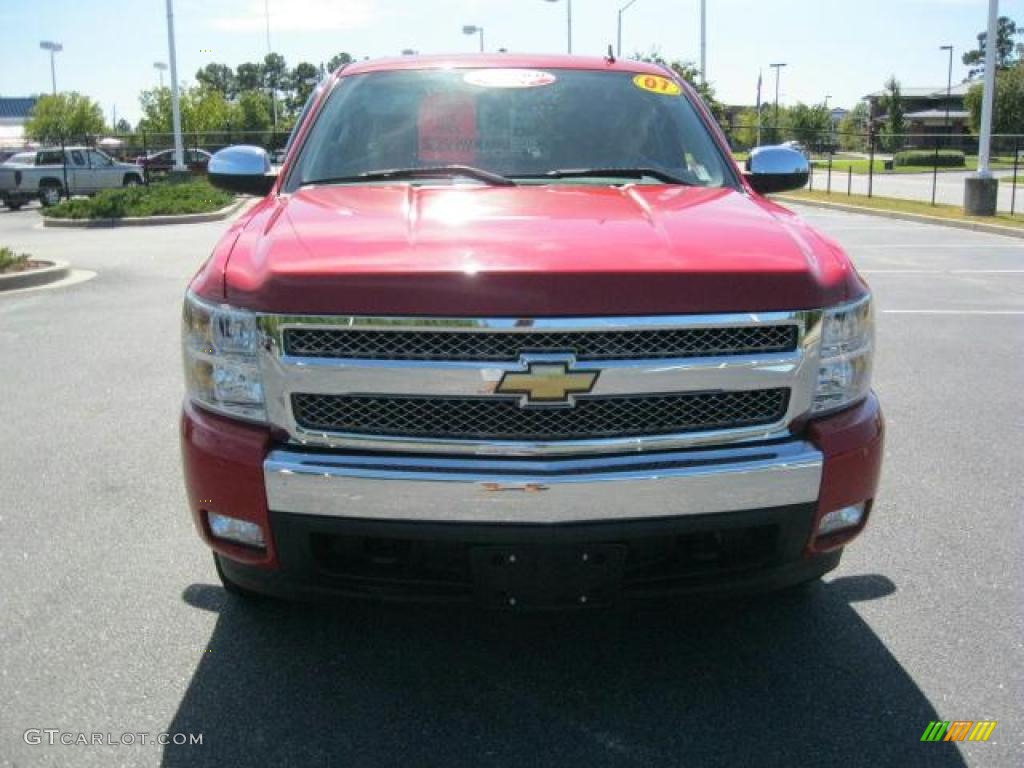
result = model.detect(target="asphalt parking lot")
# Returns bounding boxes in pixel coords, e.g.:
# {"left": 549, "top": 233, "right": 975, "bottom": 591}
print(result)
{"left": 0, "top": 201, "right": 1021, "bottom": 768}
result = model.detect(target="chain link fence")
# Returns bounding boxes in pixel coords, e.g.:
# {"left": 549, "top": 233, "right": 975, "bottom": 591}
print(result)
{"left": 4, "top": 126, "right": 1022, "bottom": 215}
{"left": 723, "top": 123, "right": 1022, "bottom": 215}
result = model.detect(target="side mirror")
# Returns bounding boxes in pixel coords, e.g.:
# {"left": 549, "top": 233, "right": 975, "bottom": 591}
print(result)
{"left": 744, "top": 146, "right": 809, "bottom": 195}
{"left": 208, "top": 145, "right": 276, "bottom": 196}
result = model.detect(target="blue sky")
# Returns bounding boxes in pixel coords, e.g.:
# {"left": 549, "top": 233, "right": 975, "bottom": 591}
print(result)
{"left": 0, "top": 0, "right": 1020, "bottom": 125}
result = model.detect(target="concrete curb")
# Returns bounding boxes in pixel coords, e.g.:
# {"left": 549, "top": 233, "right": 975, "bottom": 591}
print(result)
{"left": 776, "top": 196, "right": 1024, "bottom": 240}
{"left": 0, "top": 260, "right": 71, "bottom": 291}
{"left": 40, "top": 197, "right": 248, "bottom": 228}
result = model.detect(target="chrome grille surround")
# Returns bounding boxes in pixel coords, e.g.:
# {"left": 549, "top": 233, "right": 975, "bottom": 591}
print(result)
{"left": 284, "top": 325, "right": 798, "bottom": 361}
{"left": 256, "top": 312, "right": 824, "bottom": 457}
{"left": 291, "top": 389, "right": 790, "bottom": 441}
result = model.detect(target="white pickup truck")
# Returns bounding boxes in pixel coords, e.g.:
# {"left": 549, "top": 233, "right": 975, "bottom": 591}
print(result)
{"left": 0, "top": 146, "right": 144, "bottom": 209}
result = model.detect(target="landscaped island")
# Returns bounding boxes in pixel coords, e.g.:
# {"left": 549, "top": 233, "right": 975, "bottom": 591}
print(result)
{"left": 40, "top": 180, "right": 233, "bottom": 220}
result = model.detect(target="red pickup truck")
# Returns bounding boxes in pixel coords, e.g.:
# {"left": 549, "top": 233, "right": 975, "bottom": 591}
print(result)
{"left": 182, "top": 54, "right": 882, "bottom": 607}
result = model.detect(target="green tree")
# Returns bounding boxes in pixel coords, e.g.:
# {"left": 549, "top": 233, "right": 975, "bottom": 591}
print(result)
{"left": 230, "top": 90, "right": 272, "bottom": 133}
{"left": 235, "top": 62, "right": 263, "bottom": 92}
{"left": 183, "top": 87, "right": 232, "bottom": 133}
{"left": 759, "top": 104, "right": 789, "bottom": 145}
{"left": 730, "top": 107, "right": 762, "bottom": 149}
{"left": 288, "top": 62, "right": 321, "bottom": 113}
{"left": 327, "top": 52, "right": 353, "bottom": 72}
{"left": 137, "top": 87, "right": 172, "bottom": 132}
{"left": 137, "top": 86, "right": 232, "bottom": 134}
{"left": 114, "top": 118, "right": 132, "bottom": 134}
{"left": 25, "top": 92, "right": 106, "bottom": 142}
{"left": 837, "top": 102, "right": 869, "bottom": 151}
{"left": 964, "top": 61, "right": 1024, "bottom": 134}
{"left": 962, "top": 16, "right": 1021, "bottom": 78}
{"left": 784, "top": 103, "right": 832, "bottom": 148}
{"left": 878, "top": 76, "right": 905, "bottom": 152}
{"left": 262, "top": 53, "right": 288, "bottom": 94}
{"left": 196, "top": 63, "right": 237, "bottom": 98}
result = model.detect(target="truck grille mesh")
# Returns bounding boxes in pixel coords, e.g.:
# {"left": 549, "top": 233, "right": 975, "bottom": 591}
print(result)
{"left": 291, "top": 389, "right": 789, "bottom": 441}
{"left": 283, "top": 325, "right": 797, "bottom": 362}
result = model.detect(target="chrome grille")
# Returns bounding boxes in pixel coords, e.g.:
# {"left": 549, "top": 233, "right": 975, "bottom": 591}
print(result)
{"left": 291, "top": 389, "right": 789, "bottom": 441}
{"left": 283, "top": 325, "right": 798, "bottom": 361}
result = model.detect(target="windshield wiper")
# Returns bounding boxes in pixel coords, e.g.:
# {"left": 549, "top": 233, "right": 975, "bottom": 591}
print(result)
{"left": 517, "top": 168, "right": 694, "bottom": 185}
{"left": 302, "top": 166, "right": 517, "bottom": 187}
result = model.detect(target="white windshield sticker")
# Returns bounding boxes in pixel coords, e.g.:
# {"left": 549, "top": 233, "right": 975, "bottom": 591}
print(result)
{"left": 463, "top": 69, "right": 557, "bottom": 89}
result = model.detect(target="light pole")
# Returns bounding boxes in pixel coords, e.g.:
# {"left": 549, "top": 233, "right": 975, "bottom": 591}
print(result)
{"left": 770, "top": 62, "right": 786, "bottom": 143}
{"left": 617, "top": 0, "right": 640, "bottom": 58}
{"left": 462, "top": 25, "right": 484, "bottom": 52}
{"left": 543, "top": 0, "right": 572, "bottom": 54}
{"left": 153, "top": 61, "right": 168, "bottom": 89}
{"left": 965, "top": 0, "right": 998, "bottom": 215}
{"left": 39, "top": 41, "right": 62, "bottom": 96}
{"left": 164, "top": 0, "right": 186, "bottom": 173}
{"left": 264, "top": 0, "right": 278, "bottom": 129}
{"left": 700, "top": 0, "right": 706, "bottom": 84}
{"left": 940, "top": 45, "right": 954, "bottom": 137}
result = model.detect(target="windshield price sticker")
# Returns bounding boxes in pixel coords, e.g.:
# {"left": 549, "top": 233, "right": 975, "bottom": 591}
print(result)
{"left": 464, "top": 69, "right": 557, "bottom": 88}
{"left": 632, "top": 74, "right": 682, "bottom": 96}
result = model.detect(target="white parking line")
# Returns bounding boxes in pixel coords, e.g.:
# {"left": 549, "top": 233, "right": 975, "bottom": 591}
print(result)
{"left": 862, "top": 269, "right": 1024, "bottom": 274}
{"left": 855, "top": 243, "right": 1024, "bottom": 249}
{"left": 882, "top": 309, "right": 1024, "bottom": 315}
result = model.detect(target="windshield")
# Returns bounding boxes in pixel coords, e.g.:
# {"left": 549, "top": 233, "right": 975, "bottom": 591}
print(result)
{"left": 4, "top": 152, "right": 36, "bottom": 165}
{"left": 286, "top": 68, "right": 732, "bottom": 191}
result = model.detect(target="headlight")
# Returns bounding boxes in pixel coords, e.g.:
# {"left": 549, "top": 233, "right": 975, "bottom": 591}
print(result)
{"left": 182, "top": 291, "right": 265, "bottom": 422}
{"left": 813, "top": 294, "right": 874, "bottom": 415}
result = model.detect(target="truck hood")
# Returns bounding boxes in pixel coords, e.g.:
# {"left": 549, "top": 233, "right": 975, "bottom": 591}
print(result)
{"left": 222, "top": 184, "right": 862, "bottom": 315}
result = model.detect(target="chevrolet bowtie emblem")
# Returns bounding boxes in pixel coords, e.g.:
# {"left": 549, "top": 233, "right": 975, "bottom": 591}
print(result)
{"left": 496, "top": 362, "right": 599, "bottom": 405}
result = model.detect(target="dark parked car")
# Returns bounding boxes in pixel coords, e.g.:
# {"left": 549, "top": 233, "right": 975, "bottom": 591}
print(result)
{"left": 135, "top": 148, "right": 211, "bottom": 175}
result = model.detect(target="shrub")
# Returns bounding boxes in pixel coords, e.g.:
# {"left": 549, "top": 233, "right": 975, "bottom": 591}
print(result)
{"left": 42, "top": 180, "right": 233, "bottom": 219}
{"left": 0, "top": 246, "right": 30, "bottom": 273}
{"left": 893, "top": 150, "right": 966, "bottom": 168}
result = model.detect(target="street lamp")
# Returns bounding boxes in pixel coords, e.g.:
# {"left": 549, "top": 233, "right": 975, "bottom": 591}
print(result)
{"left": 153, "top": 61, "right": 168, "bottom": 89}
{"left": 617, "top": 0, "right": 640, "bottom": 58}
{"left": 770, "top": 62, "right": 786, "bottom": 143}
{"left": 163, "top": 0, "right": 186, "bottom": 173}
{"left": 263, "top": 0, "right": 278, "bottom": 129}
{"left": 462, "top": 25, "right": 484, "bottom": 53}
{"left": 543, "top": 0, "right": 572, "bottom": 54}
{"left": 940, "top": 45, "right": 954, "bottom": 137}
{"left": 39, "top": 41, "right": 62, "bottom": 96}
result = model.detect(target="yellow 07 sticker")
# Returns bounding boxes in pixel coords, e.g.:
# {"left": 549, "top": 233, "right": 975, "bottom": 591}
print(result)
{"left": 632, "top": 74, "right": 682, "bottom": 95}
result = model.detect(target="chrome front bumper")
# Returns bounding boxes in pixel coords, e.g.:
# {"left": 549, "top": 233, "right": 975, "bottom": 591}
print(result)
{"left": 264, "top": 440, "right": 823, "bottom": 524}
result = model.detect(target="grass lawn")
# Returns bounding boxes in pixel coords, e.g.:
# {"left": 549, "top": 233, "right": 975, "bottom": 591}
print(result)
{"left": 811, "top": 154, "right": 1018, "bottom": 175}
{"left": 776, "top": 189, "right": 1024, "bottom": 229}
{"left": 42, "top": 180, "right": 233, "bottom": 220}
